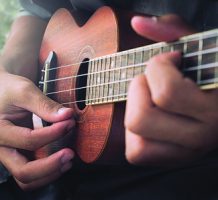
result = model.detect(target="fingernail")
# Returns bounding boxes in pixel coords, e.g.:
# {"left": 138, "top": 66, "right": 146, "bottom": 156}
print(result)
{"left": 61, "top": 153, "right": 74, "bottom": 164}
{"left": 57, "top": 107, "right": 70, "bottom": 115}
{"left": 132, "top": 16, "right": 158, "bottom": 25}
{"left": 61, "top": 162, "right": 73, "bottom": 173}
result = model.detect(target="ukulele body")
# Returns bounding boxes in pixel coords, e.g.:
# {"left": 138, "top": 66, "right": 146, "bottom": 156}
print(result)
{"left": 38, "top": 7, "right": 149, "bottom": 164}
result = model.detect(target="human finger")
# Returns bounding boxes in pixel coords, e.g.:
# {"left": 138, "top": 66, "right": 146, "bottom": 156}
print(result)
{"left": 0, "top": 119, "right": 75, "bottom": 151}
{"left": 131, "top": 14, "right": 195, "bottom": 42}
{"left": 125, "top": 129, "right": 200, "bottom": 166}
{"left": 14, "top": 166, "right": 71, "bottom": 191}
{"left": 4, "top": 75, "right": 74, "bottom": 123}
{"left": 0, "top": 147, "right": 74, "bottom": 185}
{"left": 146, "top": 51, "right": 213, "bottom": 119}
{"left": 125, "top": 74, "right": 213, "bottom": 150}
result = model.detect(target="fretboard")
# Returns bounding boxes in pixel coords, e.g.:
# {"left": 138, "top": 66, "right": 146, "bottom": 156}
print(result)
{"left": 86, "top": 29, "right": 218, "bottom": 105}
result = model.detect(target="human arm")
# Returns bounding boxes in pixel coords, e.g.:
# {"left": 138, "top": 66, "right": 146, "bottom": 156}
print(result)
{"left": 125, "top": 15, "right": 218, "bottom": 166}
{"left": 0, "top": 15, "right": 75, "bottom": 190}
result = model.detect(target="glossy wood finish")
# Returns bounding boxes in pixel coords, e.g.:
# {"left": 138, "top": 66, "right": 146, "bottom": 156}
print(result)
{"left": 38, "top": 7, "right": 149, "bottom": 164}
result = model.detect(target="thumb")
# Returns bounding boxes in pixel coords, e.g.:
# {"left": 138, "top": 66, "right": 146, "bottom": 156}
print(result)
{"left": 15, "top": 84, "right": 74, "bottom": 123}
{"left": 131, "top": 14, "right": 195, "bottom": 42}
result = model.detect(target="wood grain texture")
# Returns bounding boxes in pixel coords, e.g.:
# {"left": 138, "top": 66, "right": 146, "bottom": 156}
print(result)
{"left": 38, "top": 7, "right": 149, "bottom": 164}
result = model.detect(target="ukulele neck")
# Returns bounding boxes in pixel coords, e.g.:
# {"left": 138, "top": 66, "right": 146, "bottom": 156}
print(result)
{"left": 86, "top": 29, "right": 218, "bottom": 105}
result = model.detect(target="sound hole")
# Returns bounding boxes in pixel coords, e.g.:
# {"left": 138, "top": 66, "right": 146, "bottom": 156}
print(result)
{"left": 76, "top": 58, "right": 89, "bottom": 110}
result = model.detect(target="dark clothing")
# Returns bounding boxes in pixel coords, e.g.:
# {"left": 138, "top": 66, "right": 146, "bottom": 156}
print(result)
{"left": 19, "top": 0, "right": 218, "bottom": 30}
{"left": 1, "top": 0, "right": 218, "bottom": 199}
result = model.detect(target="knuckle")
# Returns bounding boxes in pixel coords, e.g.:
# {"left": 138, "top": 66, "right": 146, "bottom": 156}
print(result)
{"left": 23, "top": 130, "right": 38, "bottom": 151}
{"left": 125, "top": 131, "right": 151, "bottom": 165}
{"left": 152, "top": 82, "right": 175, "bottom": 109}
{"left": 126, "top": 141, "right": 145, "bottom": 165}
{"left": 14, "top": 169, "right": 30, "bottom": 184}
{"left": 16, "top": 78, "right": 33, "bottom": 93}
{"left": 38, "top": 97, "right": 60, "bottom": 113}
{"left": 125, "top": 107, "right": 151, "bottom": 134}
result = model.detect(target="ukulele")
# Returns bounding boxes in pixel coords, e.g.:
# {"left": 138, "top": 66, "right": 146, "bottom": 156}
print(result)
{"left": 37, "top": 7, "right": 218, "bottom": 164}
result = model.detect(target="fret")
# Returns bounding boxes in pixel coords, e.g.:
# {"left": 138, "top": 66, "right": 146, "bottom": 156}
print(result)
{"left": 143, "top": 48, "right": 152, "bottom": 61}
{"left": 197, "top": 37, "right": 203, "bottom": 84}
{"left": 141, "top": 49, "right": 148, "bottom": 74}
{"left": 173, "top": 42, "right": 184, "bottom": 51}
{"left": 133, "top": 51, "right": 136, "bottom": 77}
{"left": 100, "top": 58, "right": 106, "bottom": 103}
{"left": 120, "top": 54, "right": 128, "bottom": 99}
{"left": 152, "top": 47, "right": 161, "bottom": 56}
{"left": 201, "top": 67, "right": 215, "bottom": 83}
{"left": 89, "top": 60, "right": 95, "bottom": 104}
{"left": 86, "top": 60, "right": 92, "bottom": 104}
{"left": 103, "top": 57, "right": 110, "bottom": 103}
{"left": 183, "top": 41, "right": 188, "bottom": 55}
{"left": 126, "top": 52, "right": 135, "bottom": 92}
{"left": 203, "top": 36, "right": 217, "bottom": 50}
{"left": 186, "top": 39, "right": 199, "bottom": 53}
{"left": 108, "top": 56, "right": 116, "bottom": 102}
{"left": 113, "top": 55, "right": 122, "bottom": 101}
{"left": 214, "top": 36, "right": 218, "bottom": 86}
{"left": 135, "top": 50, "right": 143, "bottom": 75}
{"left": 92, "top": 60, "right": 98, "bottom": 104}
{"left": 96, "top": 59, "right": 103, "bottom": 103}
{"left": 183, "top": 55, "right": 199, "bottom": 69}
{"left": 162, "top": 44, "right": 171, "bottom": 53}
{"left": 202, "top": 52, "right": 218, "bottom": 65}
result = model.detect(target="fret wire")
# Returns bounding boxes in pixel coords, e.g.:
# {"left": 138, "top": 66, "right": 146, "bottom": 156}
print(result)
{"left": 133, "top": 50, "right": 136, "bottom": 78}
{"left": 104, "top": 57, "right": 110, "bottom": 103}
{"left": 108, "top": 56, "right": 115, "bottom": 101}
{"left": 86, "top": 61, "right": 91, "bottom": 104}
{"left": 100, "top": 57, "right": 106, "bottom": 102}
{"left": 215, "top": 36, "right": 218, "bottom": 85}
{"left": 113, "top": 55, "right": 120, "bottom": 101}
{"left": 92, "top": 60, "right": 98, "bottom": 103}
{"left": 96, "top": 59, "right": 102, "bottom": 103}
{"left": 90, "top": 61, "right": 95, "bottom": 104}
{"left": 117, "top": 55, "right": 122, "bottom": 101}
{"left": 197, "top": 35, "right": 203, "bottom": 84}
{"left": 170, "top": 43, "right": 174, "bottom": 52}
{"left": 124, "top": 53, "right": 128, "bottom": 98}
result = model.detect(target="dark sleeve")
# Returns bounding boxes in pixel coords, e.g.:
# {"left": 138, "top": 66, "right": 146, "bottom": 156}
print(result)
{"left": 18, "top": 0, "right": 72, "bottom": 20}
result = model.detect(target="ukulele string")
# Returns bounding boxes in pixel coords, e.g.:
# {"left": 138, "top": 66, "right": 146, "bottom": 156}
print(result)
{"left": 41, "top": 57, "right": 218, "bottom": 96}
{"left": 42, "top": 32, "right": 218, "bottom": 73}
{"left": 61, "top": 92, "right": 129, "bottom": 105}
{"left": 51, "top": 75, "right": 218, "bottom": 106}
{"left": 46, "top": 77, "right": 134, "bottom": 96}
{"left": 40, "top": 46, "right": 218, "bottom": 86}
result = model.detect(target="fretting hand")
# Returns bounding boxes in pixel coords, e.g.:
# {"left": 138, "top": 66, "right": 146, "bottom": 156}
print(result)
{"left": 125, "top": 14, "right": 218, "bottom": 166}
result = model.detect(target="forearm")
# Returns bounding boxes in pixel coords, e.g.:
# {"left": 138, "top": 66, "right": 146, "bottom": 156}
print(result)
{"left": 0, "top": 15, "right": 47, "bottom": 82}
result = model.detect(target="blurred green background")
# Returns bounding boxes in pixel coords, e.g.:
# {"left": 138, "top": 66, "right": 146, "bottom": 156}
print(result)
{"left": 0, "top": 0, "right": 20, "bottom": 50}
